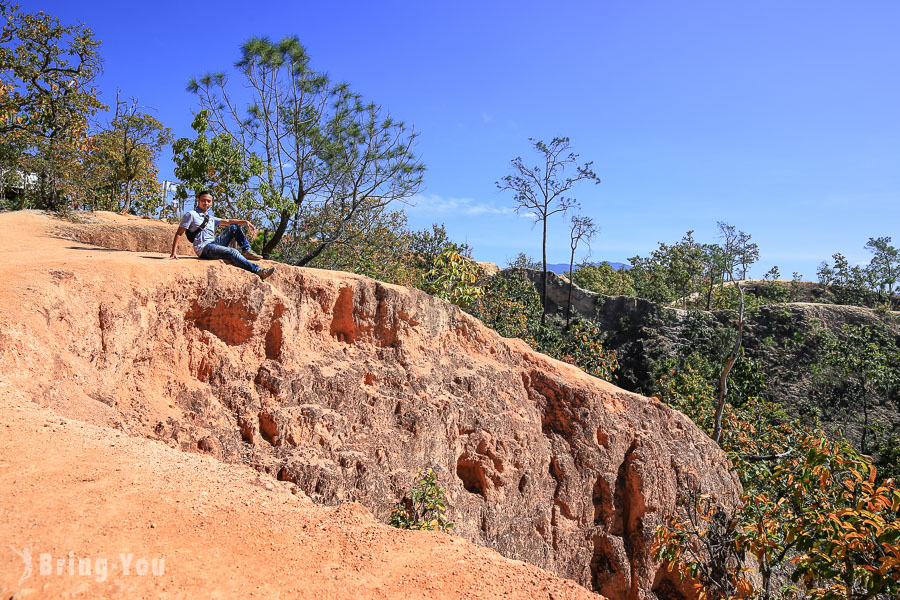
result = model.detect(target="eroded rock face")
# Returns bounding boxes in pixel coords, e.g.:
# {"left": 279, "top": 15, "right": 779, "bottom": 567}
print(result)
{"left": 514, "top": 267, "right": 900, "bottom": 445}
{"left": 1, "top": 212, "right": 742, "bottom": 599}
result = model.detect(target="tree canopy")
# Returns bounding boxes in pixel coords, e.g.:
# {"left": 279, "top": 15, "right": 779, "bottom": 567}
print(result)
{"left": 187, "top": 36, "right": 424, "bottom": 262}
{"left": 0, "top": 1, "right": 104, "bottom": 209}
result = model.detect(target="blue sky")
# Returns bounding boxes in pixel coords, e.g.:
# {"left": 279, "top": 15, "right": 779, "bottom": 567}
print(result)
{"left": 30, "top": 0, "right": 900, "bottom": 278}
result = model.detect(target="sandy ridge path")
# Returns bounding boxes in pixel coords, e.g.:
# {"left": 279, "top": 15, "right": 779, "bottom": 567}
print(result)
{"left": 0, "top": 383, "right": 596, "bottom": 600}
{"left": 0, "top": 211, "right": 597, "bottom": 600}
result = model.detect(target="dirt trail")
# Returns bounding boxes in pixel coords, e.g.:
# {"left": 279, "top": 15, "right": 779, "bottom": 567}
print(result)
{"left": 0, "top": 380, "right": 595, "bottom": 600}
{"left": 0, "top": 211, "right": 596, "bottom": 600}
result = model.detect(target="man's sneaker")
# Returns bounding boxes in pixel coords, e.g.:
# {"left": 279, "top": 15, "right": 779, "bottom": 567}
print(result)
{"left": 243, "top": 248, "right": 264, "bottom": 261}
{"left": 258, "top": 266, "right": 276, "bottom": 281}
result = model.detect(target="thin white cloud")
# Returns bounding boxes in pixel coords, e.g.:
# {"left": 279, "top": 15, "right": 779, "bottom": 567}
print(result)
{"left": 482, "top": 112, "right": 495, "bottom": 124}
{"left": 409, "top": 194, "right": 513, "bottom": 216}
{"left": 520, "top": 211, "right": 538, "bottom": 219}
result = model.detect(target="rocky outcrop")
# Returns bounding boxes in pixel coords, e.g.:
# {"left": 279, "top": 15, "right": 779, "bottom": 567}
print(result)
{"left": 513, "top": 267, "right": 900, "bottom": 443}
{"left": 0, "top": 379, "right": 597, "bottom": 600}
{"left": 0, "top": 211, "right": 743, "bottom": 599}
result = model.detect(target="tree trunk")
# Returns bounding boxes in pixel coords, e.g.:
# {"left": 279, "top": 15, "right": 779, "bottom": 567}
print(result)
{"left": 566, "top": 248, "right": 575, "bottom": 330}
{"left": 262, "top": 209, "right": 291, "bottom": 257}
{"left": 860, "top": 380, "right": 869, "bottom": 455}
{"left": 123, "top": 180, "right": 132, "bottom": 214}
{"left": 540, "top": 217, "right": 548, "bottom": 326}
{"left": 712, "top": 277, "right": 744, "bottom": 444}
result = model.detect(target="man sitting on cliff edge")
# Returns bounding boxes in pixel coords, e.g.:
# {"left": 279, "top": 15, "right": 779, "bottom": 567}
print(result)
{"left": 167, "top": 189, "right": 275, "bottom": 281}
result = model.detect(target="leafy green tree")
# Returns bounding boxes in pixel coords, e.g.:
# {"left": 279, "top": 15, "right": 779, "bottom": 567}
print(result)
{"left": 833, "top": 253, "right": 851, "bottom": 285}
{"left": 875, "top": 430, "right": 900, "bottom": 483}
{"left": 570, "top": 261, "right": 635, "bottom": 297}
{"left": 669, "top": 230, "right": 704, "bottom": 308}
{"left": 409, "top": 223, "right": 471, "bottom": 267}
{"left": 172, "top": 108, "right": 262, "bottom": 220}
{"left": 790, "top": 271, "right": 804, "bottom": 302}
{"left": 627, "top": 231, "right": 708, "bottom": 306}
{"left": 506, "top": 252, "right": 541, "bottom": 270}
{"left": 816, "top": 244, "right": 894, "bottom": 308}
{"left": 817, "top": 323, "right": 900, "bottom": 455}
{"left": 88, "top": 91, "right": 172, "bottom": 215}
{"left": 189, "top": 36, "right": 423, "bottom": 260}
{"left": 552, "top": 318, "right": 619, "bottom": 382}
{"left": 0, "top": 1, "right": 104, "bottom": 209}
{"left": 736, "top": 230, "right": 759, "bottom": 280}
{"left": 759, "top": 266, "right": 793, "bottom": 303}
{"left": 628, "top": 250, "right": 675, "bottom": 303}
{"left": 865, "top": 236, "right": 898, "bottom": 301}
{"left": 497, "top": 137, "right": 600, "bottom": 324}
{"left": 818, "top": 259, "right": 836, "bottom": 286}
{"left": 701, "top": 243, "right": 727, "bottom": 310}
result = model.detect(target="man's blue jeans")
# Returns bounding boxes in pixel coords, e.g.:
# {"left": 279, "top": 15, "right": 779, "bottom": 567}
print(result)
{"left": 200, "top": 225, "right": 259, "bottom": 274}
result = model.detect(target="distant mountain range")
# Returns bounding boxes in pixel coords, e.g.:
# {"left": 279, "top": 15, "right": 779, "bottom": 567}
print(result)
{"left": 545, "top": 261, "right": 630, "bottom": 274}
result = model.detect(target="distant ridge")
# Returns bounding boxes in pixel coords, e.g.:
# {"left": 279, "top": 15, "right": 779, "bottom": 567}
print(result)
{"left": 545, "top": 261, "right": 629, "bottom": 274}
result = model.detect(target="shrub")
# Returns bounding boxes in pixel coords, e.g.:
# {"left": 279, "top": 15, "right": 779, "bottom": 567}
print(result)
{"left": 389, "top": 468, "right": 454, "bottom": 533}
{"left": 467, "top": 272, "right": 542, "bottom": 344}
{"left": 423, "top": 247, "right": 484, "bottom": 308}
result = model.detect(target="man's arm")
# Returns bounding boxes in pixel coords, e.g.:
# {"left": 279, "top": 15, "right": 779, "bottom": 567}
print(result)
{"left": 167, "top": 226, "right": 187, "bottom": 259}
{"left": 220, "top": 218, "right": 252, "bottom": 227}
{"left": 220, "top": 218, "right": 257, "bottom": 238}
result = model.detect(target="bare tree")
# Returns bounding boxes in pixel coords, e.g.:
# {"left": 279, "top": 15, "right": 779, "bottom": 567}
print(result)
{"left": 566, "top": 214, "right": 597, "bottom": 329}
{"left": 497, "top": 137, "right": 600, "bottom": 324}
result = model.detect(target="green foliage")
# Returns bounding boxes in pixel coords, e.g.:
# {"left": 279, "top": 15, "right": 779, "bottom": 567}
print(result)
{"left": 817, "top": 245, "right": 896, "bottom": 309}
{"left": 875, "top": 430, "right": 900, "bottom": 483}
{"left": 759, "top": 268, "right": 793, "bottom": 303}
{"left": 300, "top": 208, "right": 424, "bottom": 287}
{"left": 172, "top": 109, "right": 262, "bottom": 219}
{"left": 533, "top": 316, "right": 619, "bottom": 382}
{"left": 628, "top": 225, "right": 758, "bottom": 309}
{"left": 389, "top": 468, "right": 454, "bottom": 533}
{"left": 725, "top": 351, "right": 767, "bottom": 407}
{"left": 464, "top": 273, "right": 619, "bottom": 382}
{"left": 571, "top": 261, "right": 635, "bottom": 296}
{"left": 467, "top": 272, "right": 542, "bottom": 344}
{"left": 865, "top": 237, "right": 899, "bottom": 301}
{"left": 424, "top": 247, "right": 484, "bottom": 308}
{"left": 815, "top": 323, "right": 900, "bottom": 455}
{"left": 410, "top": 222, "right": 470, "bottom": 258}
{"left": 0, "top": 2, "right": 105, "bottom": 210}
{"left": 506, "top": 252, "right": 541, "bottom": 270}
{"left": 189, "top": 36, "right": 424, "bottom": 260}
{"left": 653, "top": 338, "right": 900, "bottom": 600}
{"left": 628, "top": 250, "right": 676, "bottom": 303}
{"left": 654, "top": 353, "right": 718, "bottom": 429}
{"left": 82, "top": 94, "right": 173, "bottom": 216}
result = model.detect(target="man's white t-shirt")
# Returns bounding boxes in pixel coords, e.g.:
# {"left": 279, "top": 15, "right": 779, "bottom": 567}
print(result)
{"left": 179, "top": 210, "right": 221, "bottom": 256}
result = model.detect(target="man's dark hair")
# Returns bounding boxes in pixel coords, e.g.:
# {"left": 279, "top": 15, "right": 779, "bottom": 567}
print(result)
{"left": 196, "top": 189, "right": 214, "bottom": 199}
